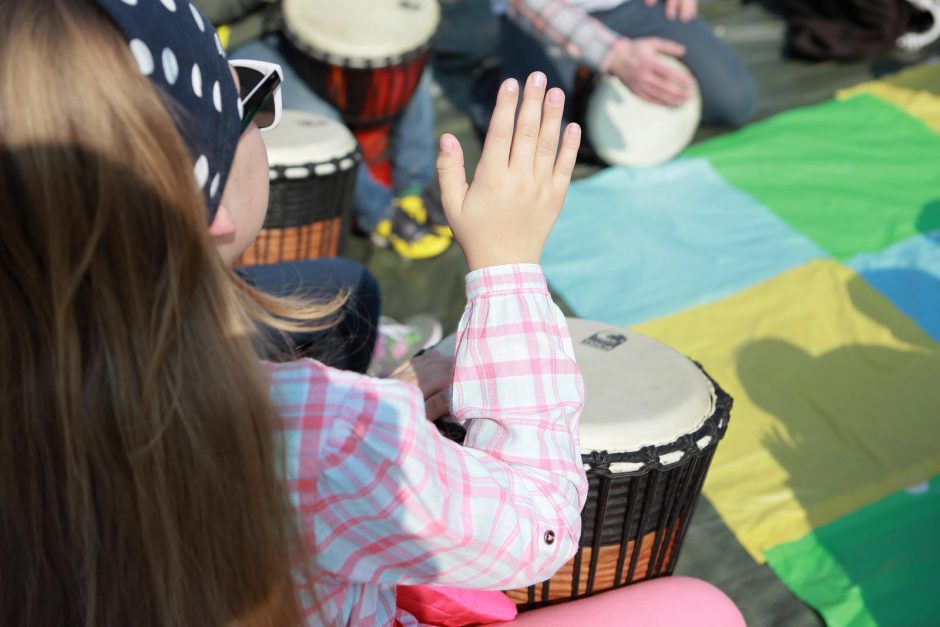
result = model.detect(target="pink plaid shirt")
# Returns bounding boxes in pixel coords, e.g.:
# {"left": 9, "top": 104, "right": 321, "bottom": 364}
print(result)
{"left": 265, "top": 264, "right": 588, "bottom": 626}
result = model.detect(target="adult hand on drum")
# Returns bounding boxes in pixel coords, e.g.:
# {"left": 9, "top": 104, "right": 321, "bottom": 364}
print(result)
{"left": 607, "top": 37, "right": 694, "bottom": 107}
{"left": 644, "top": 0, "right": 698, "bottom": 22}
{"left": 390, "top": 350, "right": 454, "bottom": 421}
{"left": 436, "top": 72, "right": 581, "bottom": 271}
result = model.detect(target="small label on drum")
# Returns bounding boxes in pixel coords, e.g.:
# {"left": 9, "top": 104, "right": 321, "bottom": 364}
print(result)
{"left": 581, "top": 331, "right": 628, "bottom": 351}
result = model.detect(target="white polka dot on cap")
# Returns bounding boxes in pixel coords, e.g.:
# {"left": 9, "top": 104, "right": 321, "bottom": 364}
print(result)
{"left": 212, "top": 81, "right": 222, "bottom": 113}
{"left": 119, "top": 0, "right": 138, "bottom": 5}
{"left": 160, "top": 0, "right": 177, "bottom": 11}
{"left": 162, "top": 47, "right": 179, "bottom": 85}
{"left": 209, "top": 172, "right": 221, "bottom": 198}
{"left": 129, "top": 39, "right": 154, "bottom": 75}
{"left": 189, "top": 3, "right": 205, "bottom": 31}
{"left": 191, "top": 63, "right": 202, "bottom": 98}
{"left": 193, "top": 155, "right": 209, "bottom": 189}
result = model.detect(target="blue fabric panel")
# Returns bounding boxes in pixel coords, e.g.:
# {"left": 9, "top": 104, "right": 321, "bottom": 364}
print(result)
{"left": 848, "top": 232, "right": 940, "bottom": 341}
{"left": 542, "top": 158, "right": 826, "bottom": 326}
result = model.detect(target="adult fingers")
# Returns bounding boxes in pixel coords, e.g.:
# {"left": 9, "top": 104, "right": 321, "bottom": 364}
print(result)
{"left": 649, "top": 37, "right": 687, "bottom": 58}
{"left": 664, "top": 0, "right": 679, "bottom": 20}
{"left": 534, "top": 87, "right": 565, "bottom": 178}
{"left": 680, "top": 0, "right": 697, "bottom": 21}
{"left": 637, "top": 71, "right": 689, "bottom": 106}
{"left": 425, "top": 390, "right": 450, "bottom": 422}
{"left": 552, "top": 123, "right": 580, "bottom": 192}
{"left": 478, "top": 78, "right": 520, "bottom": 171}
{"left": 436, "top": 133, "right": 469, "bottom": 218}
{"left": 509, "top": 71, "right": 548, "bottom": 171}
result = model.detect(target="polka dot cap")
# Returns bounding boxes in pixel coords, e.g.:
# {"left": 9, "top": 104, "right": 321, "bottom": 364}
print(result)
{"left": 95, "top": 0, "right": 242, "bottom": 222}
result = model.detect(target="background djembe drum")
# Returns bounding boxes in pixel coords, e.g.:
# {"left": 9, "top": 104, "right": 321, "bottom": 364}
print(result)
{"left": 573, "top": 56, "right": 702, "bottom": 168}
{"left": 282, "top": 0, "right": 440, "bottom": 186}
{"left": 236, "top": 110, "right": 360, "bottom": 266}
{"left": 433, "top": 318, "right": 732, "bottom": 611}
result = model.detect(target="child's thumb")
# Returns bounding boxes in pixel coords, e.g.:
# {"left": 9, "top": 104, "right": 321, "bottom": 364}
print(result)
{"left": 436, "top": 134, "right": 468, "bottom": 216}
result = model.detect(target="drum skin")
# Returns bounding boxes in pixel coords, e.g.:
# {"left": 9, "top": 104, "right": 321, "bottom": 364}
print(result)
{"left": 584, "top": 57, "right": 702, "bottom": 168}
{"left": 282, "top": 0, "right": 440, "bottom": 127}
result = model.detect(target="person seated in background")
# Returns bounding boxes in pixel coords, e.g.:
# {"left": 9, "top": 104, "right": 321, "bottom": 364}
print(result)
{"left": 494, "top": 0, "right": 759, "bottom": 128}
{"left": 194, "top": 0, "right": 453, "bottom": 261}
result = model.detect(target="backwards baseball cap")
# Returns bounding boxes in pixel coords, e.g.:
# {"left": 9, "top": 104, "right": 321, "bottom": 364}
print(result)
{"left": 94, "top": 0, "right": 243, "bottom": 222}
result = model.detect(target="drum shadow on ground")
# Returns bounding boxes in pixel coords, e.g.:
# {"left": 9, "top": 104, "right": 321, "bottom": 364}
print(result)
{"left": 735, "top": 267, "right": 940, "bottom": 625}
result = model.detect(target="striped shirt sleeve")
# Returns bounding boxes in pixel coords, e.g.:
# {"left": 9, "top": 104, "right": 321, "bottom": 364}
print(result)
{"left": 310, "top": 264, "right": 588, "bottom": 589}
{"left": 507, "top": 0, "right": 623, "bottom": 72}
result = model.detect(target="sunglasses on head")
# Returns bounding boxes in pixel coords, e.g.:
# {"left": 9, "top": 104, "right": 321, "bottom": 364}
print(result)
{"left": 229, "top": 59, "right": 283, "bottom": 133}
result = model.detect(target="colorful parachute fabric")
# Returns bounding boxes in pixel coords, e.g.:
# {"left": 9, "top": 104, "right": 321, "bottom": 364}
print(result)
{"left": 541, "top": 64, "right": 940, "bottom": 626}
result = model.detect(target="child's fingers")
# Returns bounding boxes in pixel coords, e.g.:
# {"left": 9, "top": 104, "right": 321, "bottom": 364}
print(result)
{"left": 478, "top": 78, "right": 519, "bottom": 170}
{"left": 425, "top": 390, "right": 450, "bottom": 422}
{"left": 534, "top": 87, "right": 565, "bottom": 178}
{"left": 509, "top": 71, "right": 548, "bottom": 170}
{"left": 436, "top": 133, "right": 468, "bottom": 217}
{"left": 552, "top": 123, "right": 581, "bottom": 191}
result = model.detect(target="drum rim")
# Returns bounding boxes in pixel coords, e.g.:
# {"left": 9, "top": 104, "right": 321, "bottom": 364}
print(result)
{"left": 283, "top": 25, "right": 432, "bottom": 69}
{"left": 268, "top": 148, "right": 363, "bottom": 179}
{"left": 581, "top": 363, "right": 732, "bottom": 476}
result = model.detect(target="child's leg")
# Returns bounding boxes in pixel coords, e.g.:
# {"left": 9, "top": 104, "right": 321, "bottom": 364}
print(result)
{"left": 494, "top": 577, "right": 745, "bottom": 626}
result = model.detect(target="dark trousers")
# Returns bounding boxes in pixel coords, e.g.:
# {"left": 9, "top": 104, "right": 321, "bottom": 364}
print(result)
{"left": 500, "top": 2, "right": 758, "bottom": 127}
{"left": 238, "top": 258, "right": 380, "bottom": 374}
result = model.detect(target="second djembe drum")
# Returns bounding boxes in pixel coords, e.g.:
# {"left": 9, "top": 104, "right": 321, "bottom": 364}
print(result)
{"left": 236, "top": 110, "right": 359, "bottom": 266}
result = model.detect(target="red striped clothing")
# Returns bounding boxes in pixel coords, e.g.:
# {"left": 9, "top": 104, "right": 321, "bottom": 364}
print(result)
{"left": 265, "top": 264, "right": 588, "bottom": 625}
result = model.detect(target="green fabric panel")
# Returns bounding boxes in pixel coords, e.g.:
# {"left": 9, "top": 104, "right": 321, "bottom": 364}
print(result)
{"left": 686, "top": 95, "right": 940, "bottom": 260}
{"left": 765, "top": 476, "right": 940, "bottom": 627}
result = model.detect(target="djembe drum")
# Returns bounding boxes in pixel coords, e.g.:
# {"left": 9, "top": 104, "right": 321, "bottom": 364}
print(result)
{"left": 236, "top": 110, "right": 360, "bottom": 267}
{"left": 578, "top": 56, "right": 701, "bottom": 168}
{"left": 432, "top": 319, "right": 732, "bottom": 610}
{"left": 507, "top": 318, "right": 731, "bottom": 609}
{"left": 282, "top": 0, "right": 440, "bottom": 186}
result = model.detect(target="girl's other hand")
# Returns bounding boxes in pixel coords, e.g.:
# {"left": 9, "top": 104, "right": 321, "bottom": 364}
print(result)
{"left": 436, "top": 72, "right": 581, "bottom": 271}
{"left": 389, "top": 350, "right": 454, "bottom": 421}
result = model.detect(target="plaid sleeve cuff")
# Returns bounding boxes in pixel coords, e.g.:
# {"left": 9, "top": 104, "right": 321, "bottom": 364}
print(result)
{"left": 465, "top": 263, "right": 549, "bottom": 300}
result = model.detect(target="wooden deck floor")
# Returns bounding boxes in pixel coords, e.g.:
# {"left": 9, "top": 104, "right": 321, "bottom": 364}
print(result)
{"left": 342, "top": 5, "right": 938, "bottom": 624}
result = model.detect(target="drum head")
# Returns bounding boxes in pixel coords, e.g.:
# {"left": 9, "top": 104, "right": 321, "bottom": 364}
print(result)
{"left": 264, "top": 110, "right": 358, "bottom": 176}
{"left": 283, "top": 0, "right": 440, "bottom": 62}
{"left": 567, "top": 319, "right": 714, "bottom": 454}
{"left": 586, "top": 57, "right": 701, "bottom": 168}
{"left": 433, "top": 318, "right": 715, "bottom": 454}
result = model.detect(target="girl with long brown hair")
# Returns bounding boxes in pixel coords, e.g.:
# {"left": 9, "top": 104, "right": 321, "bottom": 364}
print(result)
{"left": 0, "top": 0, "right": 589, "bottom": 624}
{"left": 0, "top": 0, "right": 750, "bottom": 624}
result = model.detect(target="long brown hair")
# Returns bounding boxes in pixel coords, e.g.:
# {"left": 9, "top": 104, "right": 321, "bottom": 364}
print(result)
{"left": 0, "top": 1, "right": 338, "bottom": 624}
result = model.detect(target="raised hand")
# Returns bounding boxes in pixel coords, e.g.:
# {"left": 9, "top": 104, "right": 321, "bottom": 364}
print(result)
{"left": 436, "top": 71, "right": 581, "bottom": 271}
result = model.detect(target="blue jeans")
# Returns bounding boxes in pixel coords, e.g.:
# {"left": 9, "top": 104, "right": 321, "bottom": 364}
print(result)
{"left": 500, "top": 2, "right": 758, "bottom": 127}
{"left": 237, "top": 258, "right": 381, "bottom": 374}
{"left": 233, "top": 36, "right": 437, "bottom": 231}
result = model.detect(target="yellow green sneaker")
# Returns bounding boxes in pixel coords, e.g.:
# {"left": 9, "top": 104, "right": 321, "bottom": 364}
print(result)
{"left": 397, "top": 188, "right": 453, "bottom": 239}
{"left": 371, "top": 204, "right": 451, "bottom": 261}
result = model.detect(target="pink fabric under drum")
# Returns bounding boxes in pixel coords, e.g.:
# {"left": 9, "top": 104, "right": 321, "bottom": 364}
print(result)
{"left": 490, "top": 577, "right": 745, "bottom": 626}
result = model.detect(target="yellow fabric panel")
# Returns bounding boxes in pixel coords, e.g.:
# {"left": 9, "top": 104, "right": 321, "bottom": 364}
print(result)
{"left": 837, "top": 65, "right": 940, "bottom": 132}
{"left": 633, "top": 260, "right": 940, "bottom": 562}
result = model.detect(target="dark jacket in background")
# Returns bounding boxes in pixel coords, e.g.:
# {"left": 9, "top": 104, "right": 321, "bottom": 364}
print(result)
{"left": 781, "top": 0, "right": 914, "bottom": 61}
